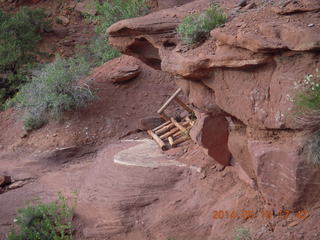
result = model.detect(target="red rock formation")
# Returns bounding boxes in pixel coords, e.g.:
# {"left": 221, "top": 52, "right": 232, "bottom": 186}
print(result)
{"left": 108, "top": 0, "right": 320, "bottom": 209}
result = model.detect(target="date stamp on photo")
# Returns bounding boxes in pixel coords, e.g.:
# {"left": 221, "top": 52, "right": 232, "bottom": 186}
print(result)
{"left": 211, "top": 209, "right": 309, "bottom": 220}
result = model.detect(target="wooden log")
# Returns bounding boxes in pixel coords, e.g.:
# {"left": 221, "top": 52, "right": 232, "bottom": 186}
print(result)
{"left": 147, "top": 130, "right": 166, "bottom": 150}
{"left": 152, "top": 120, "right": 171, "bottom": 132}
{"left": 168, "top": 136, "right": 174, "bottom": 147}
{"left": 172, "top": 125, "right": 191, "bottom": 138}
{"left": 173, "top": 135, "right": 190, "bottom": 146}
{"left": 174, "top": 96, "right": 193, "bottom": 113}
{"left": 160, "top": 127, "right": 180, "bottom": 140}
{"left": 157, "top": 88, "right": 182, "bottom": 114}
{"left": 170, "top": 117, "right": 187, "bottom": 133}
{"left": 159, "top": 122, "right": 190, "bottom": 140}
{"left": 154, "top": 122, "right": 175, "bottom": 135}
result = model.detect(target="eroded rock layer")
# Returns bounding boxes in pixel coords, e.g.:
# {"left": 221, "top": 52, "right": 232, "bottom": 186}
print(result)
{"left": 108, "top": 0, "right": 320, "bottom": 210}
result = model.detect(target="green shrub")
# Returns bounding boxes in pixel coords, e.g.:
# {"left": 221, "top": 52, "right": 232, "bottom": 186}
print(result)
{"left": 0, "top": 7, "right": 49, "bottom": 106}
{"left": 94, "top": 0, "right": 148, "bottom": 34}
{"left": 294, "top": 69, "right": 320, "bottom": 110}
{"left": 234, "top": 227, "right": 252, "bottom": 240}
{"left": 293, "top": 69, "right": 320, "bottom": 131}
{"left": 292, "top": 69, "right": 320, "bottom": 165}
{"left": 8, "top": 193, "right": 74, "bottom": 240}
{"left": 87, "top": 36, "right": 120, "bottom": 67}
{"left": 11, "top": 55, "right": 94, "bottom": 131}
{"left": 177, "top": 4, "right": 227, "bottom": 44}
{"left": 84, "top": 0, "right": 148, "bottom": 65}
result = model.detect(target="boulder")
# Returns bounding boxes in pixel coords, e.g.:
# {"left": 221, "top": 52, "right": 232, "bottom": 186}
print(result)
{"left": 190, "top": 113, "right": 231, "bottom": 166}
{"left": 248, "top": 134, "right": 320, "bottom": 210}
{"left": 109, "top": 64, "right": 141, "bottom": 83}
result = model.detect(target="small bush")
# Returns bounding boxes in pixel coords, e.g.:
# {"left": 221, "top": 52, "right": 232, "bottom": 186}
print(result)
{"left": 234, "top": 227, "right": 252, "bottom": 240}
{"left": 293, "top": 69, "right": 320, "bottom": 131}
{"left": 11, "top": 55, "right": 94, "bottom": 131}
{"left": 0, "top": 7, "right": 49, "bottom": 106}
{"left": 8, "top": 193, "right": 74, "bottom": 240}
{"left": 294, "top": 69, "right": 320, "bottom": 111}
{"left": 293, "top": 69, "right": 320, "bottom": 165}
{"left": 94, "top": 0, "right": 148, "bottom": 34}
{"left": 84, "top": 0, "right": 148, "bottom": 65}
{"left": 177, "top": 4, "right": 227, "bottom": 44}
{"left": 87, "top": 36, "right": 120, "bottom": 67}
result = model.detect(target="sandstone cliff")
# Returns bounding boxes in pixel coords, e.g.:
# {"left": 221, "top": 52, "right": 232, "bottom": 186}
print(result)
{"left": 108, "top": 0, "right": 320, "bottom": 210}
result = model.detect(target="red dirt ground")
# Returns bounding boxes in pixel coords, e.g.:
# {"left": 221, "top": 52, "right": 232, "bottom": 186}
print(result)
{"left": 1, "top": 1, "right": 320, "bottom": 240}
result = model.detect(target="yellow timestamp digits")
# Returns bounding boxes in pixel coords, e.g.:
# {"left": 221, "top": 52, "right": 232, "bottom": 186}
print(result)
{"left": 211, "top": 209, "right": 309, "bottom": 220}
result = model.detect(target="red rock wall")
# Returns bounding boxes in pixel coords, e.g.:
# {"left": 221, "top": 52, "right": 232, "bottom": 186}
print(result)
{"left": 108, "top": 0, "right": 320, "bottom": 210}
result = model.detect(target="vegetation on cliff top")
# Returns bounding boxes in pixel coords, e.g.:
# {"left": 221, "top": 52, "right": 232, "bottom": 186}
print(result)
{"left": 177, "top": 4, "right": 227, "bottom": 44}
{"left": 87, "top": 0, "right": 147, "bottom": 66}
{"left": 293, "top": 69, "right": 320, "bottom": 165}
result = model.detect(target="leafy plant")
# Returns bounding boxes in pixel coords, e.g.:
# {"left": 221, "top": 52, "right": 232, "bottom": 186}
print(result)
{"left": 177, "top": 4, "right": 227, "bottom": 44}
{"left": 84, "top": 0, "right": 148, "bottom": 65}
{"left": 0, "top": 7, "right": 49, "bottom": 106}
{"left": 8, "top": 193, "right": 75, "bottom": 240}
{"left": 87, "top": 35, "right": 120, "bottom": 67}
{"left": 11, "top": 55, "right": 94, "bottom": 131}
{"left": 94, "top": 0, "right": 148, "bottom": 34}
{"left": 294, "top": 69, "right": 320, "bottom": 111}
{"left": 234, "top": 227, "right": 252, "bottom": 240}
{"left": 292, "top": 69, "right": 320, "bottom": 165}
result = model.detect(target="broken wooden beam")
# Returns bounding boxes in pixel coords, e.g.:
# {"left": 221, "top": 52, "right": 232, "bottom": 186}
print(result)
{"left": 174, "top": 96, "right": 193, "bottom": 113}
{"left": 157, "top": 88, "right": 182, "bottom": 114}
{"left": 170, "top": 117, "right": 187, "bottom": 133}
{"left": 155, "top": 122, "right": 175, "bottom": 135}
{"left": 152, "top": 120, "right": 171, "bottom": 132}
{"left": 159, "top": 121, "right": 190, "bottom": 140}
{"left": 147, "top": 130, "right": 166, "bottom": 150}
{"left": 160, "top": 127, "right": 180, "bottom": 140}
{"left": 173, "top": 135, "right": 190, "bottom": 146}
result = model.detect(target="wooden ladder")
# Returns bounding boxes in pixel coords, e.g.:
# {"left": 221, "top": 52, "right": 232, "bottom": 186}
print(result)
{"left": 148, "top": 88, "right": 194, "bottom": 150}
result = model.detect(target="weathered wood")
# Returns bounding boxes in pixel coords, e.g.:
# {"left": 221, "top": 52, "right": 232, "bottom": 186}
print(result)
{"left": 152, "top": 120, "right": 171, "bottom": 132}
{"left": 157, "top": 88, "right": 182, "bottom": 114}
{"left": 155, "top": 122, "right": 175, "bottom": 135}
{"left": 159, "top": 121, "right": 190, "bottom": 139}
{"left": 147, "top": 130, "right": 166, "bottom": 150}
{"left": 172, "top": 125, "right": 191, "bottom": 138}
{"left": 168, "top": 136, "right": 174, "bottom": 147}
{"left": 174, "top": 96, "right": 193, "bottom": 113}
{"left": 160, "top": 127, "right": 180, "bottom": 140}
{"left": 173, "top": 135, "right": 190, "bottom": 146}
{"left": 170, "top": 117, "right": 187, "bottom": 133}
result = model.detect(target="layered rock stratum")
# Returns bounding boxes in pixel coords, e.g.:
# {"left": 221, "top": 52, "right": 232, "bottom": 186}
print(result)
{"left": 108, "top": 0, "right": 320, "bottom": 210}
